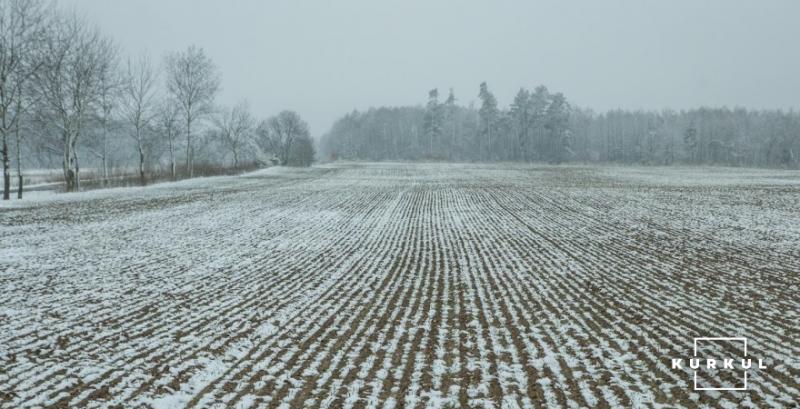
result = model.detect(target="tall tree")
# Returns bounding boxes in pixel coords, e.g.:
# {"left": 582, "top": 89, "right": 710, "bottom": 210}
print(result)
{"left": 89, "top": 50, "right": 120, "bottom": 184}
{"left": 35, "top": 11, "right": 115, "bottom": 192}
{"left": 478, "top": 82, "right": 498, "bottom": 160}
{"left": 121, "top": 53, "right": 158, "bottom": 186}
{"left": 156, "top": 99, "right": 180, "bottom": 179}
{"left": 530, "top": 85, "right": 550, "bottom": 160}
{"left": 683, "top": 125, "right": 698, "bottom": 163}
{"left": 510, "top": 88, "right": 532, "bottom": 161}
{"left": 544, "top": 92, "right": 571, "bottom": 163}
{"left": 164, "top": 45, "right": 220, "bottom": 177}
{"left": 257, "top": 110, "right": 310, "bottom": 165}
{"left": 444, "top": 88, "right": 457, "bottom": 159}
{"left": 0, "top": 0, "right": 49, "bottom": 199}
{"left": 423, "top": 88, "right": 442, "bottom": 158}
{"left": 214, "top": 100, "right": 254, "bottom": 168}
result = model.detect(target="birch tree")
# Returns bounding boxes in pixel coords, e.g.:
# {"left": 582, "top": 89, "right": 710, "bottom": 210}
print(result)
{"left": 156, "top": 99, "right": 180, "bottom": 179}
{"left": 35, "top": 11, "right": 115, "bottom": 191}
{"left": 89, "top": 52, "right": 120, "bottom": 184}
{"left": 214, "top": 100, "right": 254, "bottom": 168}
{"left": 0, "top": 0, "right": 49, "bottom": 199}
{"left": 12, "top": 88, "right": 28, "bottom": 198}
{"left": 164, "top": 46, "right": 220, "bottom": 178}
{"left": 122, "top": 53, "right": 158, "bottom": 186}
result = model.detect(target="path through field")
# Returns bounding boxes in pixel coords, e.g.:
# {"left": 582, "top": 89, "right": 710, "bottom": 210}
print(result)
{"left": 1, "top": 163, "right": 798, "bottom": 408}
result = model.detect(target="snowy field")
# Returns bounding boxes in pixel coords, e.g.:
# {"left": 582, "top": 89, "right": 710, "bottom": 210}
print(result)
{"left": 1, "top": 162, "right": 799, "bottom": 408}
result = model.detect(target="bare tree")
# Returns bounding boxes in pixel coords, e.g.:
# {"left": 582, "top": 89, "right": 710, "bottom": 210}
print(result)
{"left": 35, "top": 11, "right": 115, "bottom": 191}
{"left": 121, "top": 53, "right": 158, "bottom": 185}
{"left": 0, "top": 0, "right": 49, "bottom": 199}
{"left": 12, "top": 90, "right": 28, "bottom": 198}
{"left": 88, "top": 50, "right": 120, "bottom": 184}
{"left": 214, "top": 100, "right": 254, "bottom": 168}
{"left": 164, "top": 46, "right": 220, "bottom": 178}
{"left": 156, "top": 99, "right": 180, "bottom": 179}
{"left": 257, "top": 110, "right": 310, "bottom": 166}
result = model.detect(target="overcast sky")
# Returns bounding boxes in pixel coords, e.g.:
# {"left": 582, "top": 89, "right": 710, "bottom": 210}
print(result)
{"left": 66, "top": 0, "right": 800, "bottom": 137}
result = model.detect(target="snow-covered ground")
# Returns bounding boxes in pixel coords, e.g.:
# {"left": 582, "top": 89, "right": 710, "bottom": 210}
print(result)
{"left": 1, "top": 163, "right": 798, "bottom": 408}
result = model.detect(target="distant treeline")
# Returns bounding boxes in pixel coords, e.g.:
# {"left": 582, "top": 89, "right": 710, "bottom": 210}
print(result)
{"left": 320, "top": 83, "right": 799, "bottom": 168}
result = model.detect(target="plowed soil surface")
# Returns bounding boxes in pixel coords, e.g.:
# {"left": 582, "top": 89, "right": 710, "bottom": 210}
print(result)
{"left": 1, "top": 163, "right": 798, "bottom": 408}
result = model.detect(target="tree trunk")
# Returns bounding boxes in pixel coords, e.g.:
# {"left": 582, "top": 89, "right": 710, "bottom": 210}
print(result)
{"left": 73, "top": 148, "right": 80, "bottom": 192}
{"left": 15, "top": 126, "right": 22, "bottom": 199}
{"left": 186, "top": 117, "right": 193, "bottom": 178}
{"left": 138, "top": 140, "right": 146, "bottom": 186}
{"left": 102, "top": 128, "right": 108, "bottom": 184}
{"left": 102, "top": 155, "right": 108, "bottom": 185}
{"left": 167, "top": 133, "right": 175, "bottom": 179}
{"left": 487, "top": 123, "right": 492, "bottom": 161}
{"left": 2, "top": 135, "right": 9, "bottom": 200}
{"left": 281, "top": 145, "right": 290, "bottom": 166}
{"left": 450, "top": 120, "right": 455, "bottom": 160}
{"left": 63, "top": 132, "right": 73, "bottom": 192}
{"left": 169, "top": 138, "right": 176, "bottom": 179}
{"left": 134, "top": 125, "right": 146, "bottom": 186}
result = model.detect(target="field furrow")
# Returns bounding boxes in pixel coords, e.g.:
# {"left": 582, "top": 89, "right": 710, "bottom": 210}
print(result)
{"left": 1, "top": 163, "right": 798, "bottom": 408}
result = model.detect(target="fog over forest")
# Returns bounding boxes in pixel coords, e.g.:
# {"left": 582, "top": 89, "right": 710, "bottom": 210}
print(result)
{"left": 320, "top": 86, "right": 800, "bottom": 167}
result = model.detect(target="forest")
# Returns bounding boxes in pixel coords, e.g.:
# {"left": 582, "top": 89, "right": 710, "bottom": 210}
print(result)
{"left": 320, "top": 84, "right": 800, "bottom": 168}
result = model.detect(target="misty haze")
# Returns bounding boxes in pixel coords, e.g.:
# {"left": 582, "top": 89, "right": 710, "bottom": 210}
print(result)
{"left": 1, "top": 1, "right": 798, "bottom": 408}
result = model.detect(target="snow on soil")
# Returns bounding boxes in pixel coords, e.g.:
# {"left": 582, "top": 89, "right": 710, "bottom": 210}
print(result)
{"left": 1, "top": 163, "right": 798, "bottom": 408}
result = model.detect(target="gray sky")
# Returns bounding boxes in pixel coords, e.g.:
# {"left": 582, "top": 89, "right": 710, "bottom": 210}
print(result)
{"left": 67, "top": 0, "right": 800, "bottom": 137}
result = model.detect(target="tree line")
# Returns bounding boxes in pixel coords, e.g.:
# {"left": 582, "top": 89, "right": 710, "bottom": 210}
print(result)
{"left": 320, "top": 83, "right": 799, "bottom": 168}
{"left": 1, "top": 0, "right": 313, "bottom": 200}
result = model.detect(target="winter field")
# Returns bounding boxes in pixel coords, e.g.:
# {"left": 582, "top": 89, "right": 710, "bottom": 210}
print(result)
{"left": 1, "top": 162, "right": 799, "bottom": 408}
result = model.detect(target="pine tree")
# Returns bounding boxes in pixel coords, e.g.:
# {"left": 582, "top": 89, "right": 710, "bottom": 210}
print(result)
{"left": 510, "top": 88, "right": 532, "bottom": 160}
{"left": 544, "top": 93, "right": 570, "bottom": 163}
{"left": 444, "top": 88, "right": 457, "bottom": 159}
{"left": 684, "top": 126, "right": 698, "bottom": 163}
{"left": 423, "top": 88, "right": 442, "bottom": 158}
{"left": 478, "top": 82, "right": 498, "bottom": 160}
